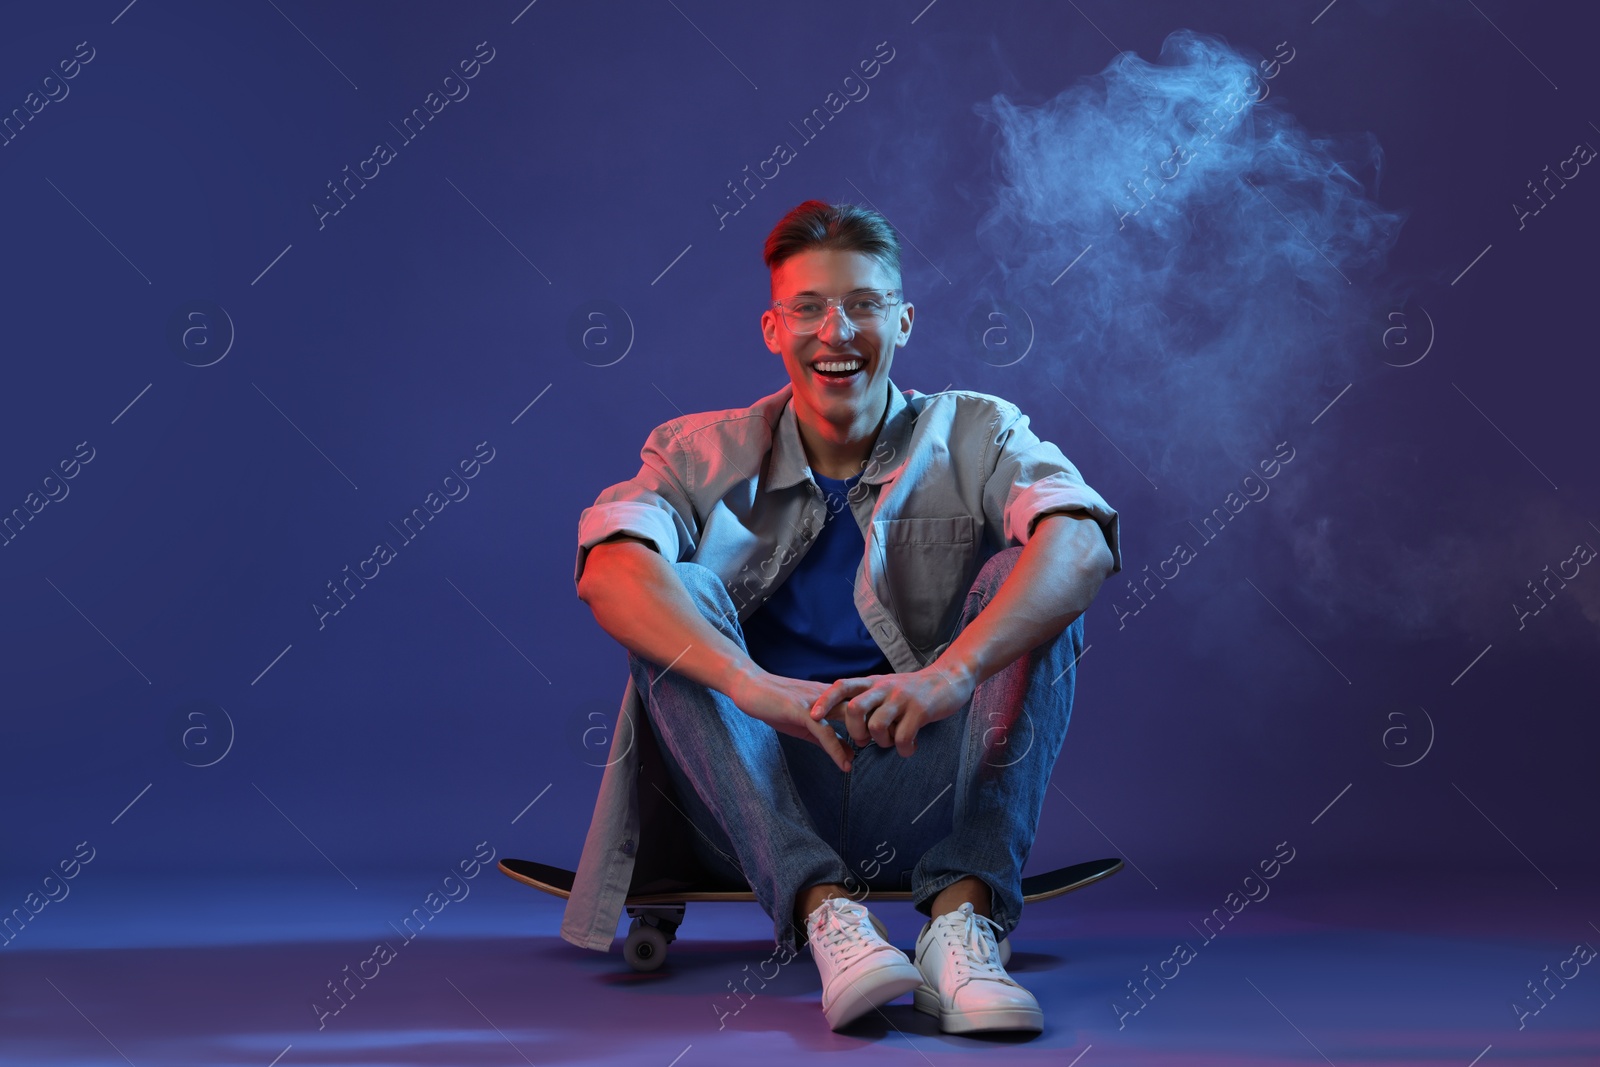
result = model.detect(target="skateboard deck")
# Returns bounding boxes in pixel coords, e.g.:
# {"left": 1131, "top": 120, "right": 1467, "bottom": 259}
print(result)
{"left": 499, "top": 855, "right": 1123, "bottom": 905}
{"left": 505, "top": 855, "right": 1123, "bottom": 971}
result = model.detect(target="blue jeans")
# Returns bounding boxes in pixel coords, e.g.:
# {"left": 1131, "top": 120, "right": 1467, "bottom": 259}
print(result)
{"left": 627, "top": 545, "right": 1085, "bottom": 953}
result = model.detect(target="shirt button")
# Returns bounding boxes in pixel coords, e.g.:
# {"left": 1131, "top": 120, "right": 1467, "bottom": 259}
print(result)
{"left": 621, "top": 839, "right": 635, "bottom": 856}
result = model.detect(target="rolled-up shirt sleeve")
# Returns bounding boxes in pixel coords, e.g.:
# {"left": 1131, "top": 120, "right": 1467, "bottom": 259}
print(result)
{"left": 981, "top": 399, "right": 1123, "bottom": 575}
{"left": 574, "top": 419, "right": 701, "bottom": 589}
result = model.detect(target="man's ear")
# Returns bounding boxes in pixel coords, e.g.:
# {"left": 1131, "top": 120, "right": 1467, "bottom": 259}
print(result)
{"left": 760, "top": 310, "right": 782, "bottom": 354}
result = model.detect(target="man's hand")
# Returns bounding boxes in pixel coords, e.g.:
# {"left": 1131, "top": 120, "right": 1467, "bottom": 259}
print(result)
{"left": 726, "top": 670, "right": 855, "bottom": 773}
{"left": 808, "top": 665, "right": 977, "bottom": 758}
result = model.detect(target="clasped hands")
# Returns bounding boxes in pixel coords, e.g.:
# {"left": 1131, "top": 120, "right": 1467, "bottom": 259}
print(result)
{"left": 728, "top": 661, "right": 977, "bottom": 772}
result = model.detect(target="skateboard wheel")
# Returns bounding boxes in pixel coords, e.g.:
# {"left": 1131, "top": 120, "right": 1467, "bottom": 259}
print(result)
{"left": 625, "top": 918, "right": 669, "bottom": 972}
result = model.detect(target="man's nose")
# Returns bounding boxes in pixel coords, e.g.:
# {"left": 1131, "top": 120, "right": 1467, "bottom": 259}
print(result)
{"left": 816, "top": 305, "right": 857, "bottom": 346}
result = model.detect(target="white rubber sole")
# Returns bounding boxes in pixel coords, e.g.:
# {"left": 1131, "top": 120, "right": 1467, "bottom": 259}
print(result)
{"left": 913, "top": 983, "right": 1044, "bottom": 1033}
{"left": 822, "top": 959, "right": 925, "bottom": 1030}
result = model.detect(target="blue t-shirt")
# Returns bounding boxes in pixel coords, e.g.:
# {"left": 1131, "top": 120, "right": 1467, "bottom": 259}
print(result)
{"left": 742, "top": 471, "right": 894, "bottom": 683}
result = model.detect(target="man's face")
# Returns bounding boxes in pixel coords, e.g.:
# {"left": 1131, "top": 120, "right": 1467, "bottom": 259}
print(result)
{"left": 761, "top": 248, "right": 913, "bottom": 430}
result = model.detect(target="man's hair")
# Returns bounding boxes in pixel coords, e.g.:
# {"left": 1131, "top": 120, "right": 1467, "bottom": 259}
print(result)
{"left": 763, "top": 200, "right": 903, "bottom": 283}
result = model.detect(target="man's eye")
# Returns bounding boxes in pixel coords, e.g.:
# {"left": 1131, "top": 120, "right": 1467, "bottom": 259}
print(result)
{"left": 792, "top": 302, "right": 824, "bottom": 315}
{"left": 849, "top": 298, "right": 884, "bottom": 311}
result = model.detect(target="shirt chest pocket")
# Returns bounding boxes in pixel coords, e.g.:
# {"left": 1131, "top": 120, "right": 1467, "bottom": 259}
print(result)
{"left": 871, "top": 515, "right": 980, "bottom": 653}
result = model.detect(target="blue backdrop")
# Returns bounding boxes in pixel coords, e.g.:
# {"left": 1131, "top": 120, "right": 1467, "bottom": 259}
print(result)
{"left": 3, "top": 0, "right": 1595, "bottom": 917}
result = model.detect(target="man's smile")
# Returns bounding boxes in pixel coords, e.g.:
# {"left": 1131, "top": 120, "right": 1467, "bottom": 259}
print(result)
{"left": 812, "top": 355, "right": 867, "bottom": 383}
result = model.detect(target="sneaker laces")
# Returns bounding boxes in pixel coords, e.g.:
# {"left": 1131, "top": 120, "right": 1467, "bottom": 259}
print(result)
{"left": 937, "top": 903, "right": 1012, "bottom": 984}
{"left": 809, "top": 897, "right": 881, "bottom": 969}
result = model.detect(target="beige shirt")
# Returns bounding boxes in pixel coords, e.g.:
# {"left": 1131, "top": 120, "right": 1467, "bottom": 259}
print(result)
{"left": 561, "top": 376, "right": 1122, "bottom": 951}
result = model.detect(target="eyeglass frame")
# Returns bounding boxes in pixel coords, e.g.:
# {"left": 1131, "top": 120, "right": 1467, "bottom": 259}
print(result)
{"left": 768, "top": 288, "right": 907, "bottom": 336}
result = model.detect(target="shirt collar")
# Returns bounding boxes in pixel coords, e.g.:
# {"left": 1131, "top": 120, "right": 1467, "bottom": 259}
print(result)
{"left": 767, "top": 376, "right": 913, "bottom": 493}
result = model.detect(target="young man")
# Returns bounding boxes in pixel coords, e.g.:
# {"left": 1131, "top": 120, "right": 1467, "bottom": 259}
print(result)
{"left": 570, "top": 200, "right": 1121, "bottom": 1034}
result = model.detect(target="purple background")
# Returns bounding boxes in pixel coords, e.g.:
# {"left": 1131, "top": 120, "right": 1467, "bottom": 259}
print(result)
{"left": 1, "top": 0, "right": 1595, "bottom": 1036}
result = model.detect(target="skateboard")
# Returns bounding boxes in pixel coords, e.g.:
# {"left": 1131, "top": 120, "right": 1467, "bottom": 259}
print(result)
{"left": 500, "top": 855, "right": 1124, "bottom": 971}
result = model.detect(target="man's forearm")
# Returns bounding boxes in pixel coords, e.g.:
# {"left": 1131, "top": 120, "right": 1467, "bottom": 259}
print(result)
{"left": 578, "top": 539, "right": 759, "bottom": 697}
{"left": 931, "top": 512, "right": 1114, "bottom": 692}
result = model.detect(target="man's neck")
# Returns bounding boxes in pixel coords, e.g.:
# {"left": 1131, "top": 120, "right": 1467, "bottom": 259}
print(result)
{"left": 797, "top": 386, "right": 889, "bottom": 480}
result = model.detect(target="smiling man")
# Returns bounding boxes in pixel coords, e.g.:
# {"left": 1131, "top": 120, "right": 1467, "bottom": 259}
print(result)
{"left": 569, "top": 200, "right": 1122, "bottom": 1034}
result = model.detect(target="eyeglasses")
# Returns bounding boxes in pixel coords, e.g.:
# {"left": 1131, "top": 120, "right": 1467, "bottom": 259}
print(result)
{"left": 770, "top": 289, "right": 904, "bottom": 336}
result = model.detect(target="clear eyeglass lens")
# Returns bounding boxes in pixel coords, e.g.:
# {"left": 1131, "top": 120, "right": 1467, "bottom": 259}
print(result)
{"left": 780, "top": 291, "right": 897, "bottom": 333}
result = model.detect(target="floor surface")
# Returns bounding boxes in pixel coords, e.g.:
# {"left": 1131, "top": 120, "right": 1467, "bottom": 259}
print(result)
{"left": 3, "top": 870, "right": 1596, "bottom": 1066}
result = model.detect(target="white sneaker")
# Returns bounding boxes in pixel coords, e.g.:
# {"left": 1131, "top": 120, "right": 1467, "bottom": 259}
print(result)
{"left": 805, "top": 896, "right": 924, "bottom": 1030}
{"left": 913, "top": 902, "right": 1043, "bottom": 1033}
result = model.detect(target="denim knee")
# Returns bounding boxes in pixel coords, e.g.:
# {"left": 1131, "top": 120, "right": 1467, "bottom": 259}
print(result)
{"left": 669, "top": 561, "right": 746, "bottom": 645}
{"left": 958, "top": 545, "right": 1023, "bottom": 620}
{"left": 977, "top": 544, "right": 1023, "bottom": 592}
{"left": 626, "top": 563, "right": 749, "bottom": 697}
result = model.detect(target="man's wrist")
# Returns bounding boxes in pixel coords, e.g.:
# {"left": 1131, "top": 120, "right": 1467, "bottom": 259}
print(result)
{"left": 930, "top": 652, "right": 980, "bottom": 697}
{"left": 717, "top": 654, "right": 764, "bottom": 700}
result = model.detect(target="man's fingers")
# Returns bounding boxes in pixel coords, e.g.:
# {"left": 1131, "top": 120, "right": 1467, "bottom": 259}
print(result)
{"left": 893, "top": 710, "right": 924, "bottom": 758}
{"left": 814, "top": 678, "right": 873, "bottom": 721}
{"left": 867, "top": 701, "right": 900, "bottom": 748}
{"left": 808, "top": 682, "right": 836, "bottom": 722}
{"left": 846, "top": 687, "right": 890, "bottom": 746}
{"left": 808, "top": 717, "right": 853, "bottom": 773}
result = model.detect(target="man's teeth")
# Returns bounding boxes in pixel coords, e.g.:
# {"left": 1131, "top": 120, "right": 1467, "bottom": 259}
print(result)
{"left": 815, "top": 360, "right": 863, "bottom": 373}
